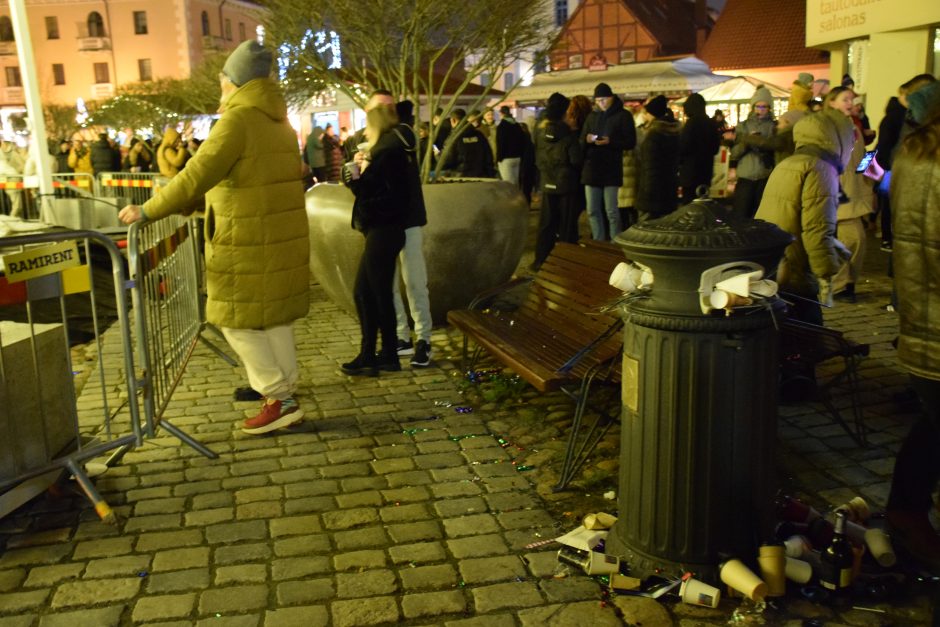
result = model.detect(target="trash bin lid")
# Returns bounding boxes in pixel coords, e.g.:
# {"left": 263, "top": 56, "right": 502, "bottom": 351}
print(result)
{"left": 615, "top": 198, "right": 793, "bottom": 257}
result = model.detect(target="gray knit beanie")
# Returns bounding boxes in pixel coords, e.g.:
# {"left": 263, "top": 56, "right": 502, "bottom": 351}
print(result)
{"left": 750, "top": 85, "right": 773, "bottom": 106}
{"left": 222, "top": 40, "right": 273, "bottom": 86}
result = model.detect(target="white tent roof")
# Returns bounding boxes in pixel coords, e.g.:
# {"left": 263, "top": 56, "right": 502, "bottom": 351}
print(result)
{"left": 682, "top": 76, "right": 790, "bottom": 104}
{"left": 510, "top": 56, "right": 731, "bottom": 103}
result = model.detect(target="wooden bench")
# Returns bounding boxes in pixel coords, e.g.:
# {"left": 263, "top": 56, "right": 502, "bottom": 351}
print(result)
{"left": 779, "top": 319, "right": 870, "bottom": 446}
{"left": 447, "top": 241, "right": 627, "bottom": 490}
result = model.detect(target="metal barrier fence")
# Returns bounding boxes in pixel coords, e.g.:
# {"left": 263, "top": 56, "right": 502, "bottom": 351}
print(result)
{"left": 127, "top": 214, "right": 217, "bottom": 459}
{"left": 97, "top": 172, "right": 163, "bottom": 206}
{"left": 0, "top": 229, "right": 143, "bottom": 523}
{"left": 0, "top": 173, "right": 162, "bottom": 223}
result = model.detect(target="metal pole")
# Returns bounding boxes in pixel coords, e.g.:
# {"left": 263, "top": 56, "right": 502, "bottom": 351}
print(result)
{"left": 8, "top": 0, "right": 55, "bottom": 223}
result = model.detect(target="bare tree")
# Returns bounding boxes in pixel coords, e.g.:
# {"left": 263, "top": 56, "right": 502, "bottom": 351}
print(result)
{"left": 263, "top": 0, "right": 551, "bottom": 179}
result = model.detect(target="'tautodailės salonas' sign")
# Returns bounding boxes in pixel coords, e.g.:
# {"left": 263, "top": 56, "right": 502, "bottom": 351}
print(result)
{"left": 805, "top": 0, "right": 940, "bottom": 46}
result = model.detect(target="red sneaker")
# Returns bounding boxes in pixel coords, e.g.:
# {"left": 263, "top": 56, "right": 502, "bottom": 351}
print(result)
{"left": 241, "top": 398, "right": 303, "bottom": 435}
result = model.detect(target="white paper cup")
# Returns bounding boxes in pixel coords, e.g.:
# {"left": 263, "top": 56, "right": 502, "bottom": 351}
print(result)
{"left": 783, "top": 534, "right": 812, "bottom": 558}
{"left": 680, "top": 577, "right": 721, "bottom": 608}
{"left": 356, "top": 142, "right": 370, "bottom": 153}
{"left": 864, "top": 528, "right": 896, "bottom": 567}
{"left": 784, "top": 557, "right": 812, "bottom": 584}
{"left": 720, "top": 559, "right": 767, "bottom": 602}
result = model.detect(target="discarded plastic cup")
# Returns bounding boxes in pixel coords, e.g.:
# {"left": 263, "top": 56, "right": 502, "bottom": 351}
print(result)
{"left": 785, "top": 557, "right": 812, "bottom": 584}
{"left": 758, "top": 543, "right": 787, "bottom": 597}
{"left": 680, "top": 577, "right": 721, "bottom": 608}
{"left": 720, "top": 558, "right": 768, "bottom": 602}
{"left": 583, "top": 512, "right": 617, "bottom": 530}
{"left": 864, "top": 528, "right": 896, "bottom": 568}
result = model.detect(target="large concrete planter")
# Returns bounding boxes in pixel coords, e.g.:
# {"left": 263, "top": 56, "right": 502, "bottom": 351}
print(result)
{"left": 306, "top": 180, "right": 529, "bottom": 324}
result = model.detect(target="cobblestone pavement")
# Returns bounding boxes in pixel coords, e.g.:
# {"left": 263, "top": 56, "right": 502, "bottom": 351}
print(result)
{"left": 0, "top": 217, "right": 936, "bottom": 626}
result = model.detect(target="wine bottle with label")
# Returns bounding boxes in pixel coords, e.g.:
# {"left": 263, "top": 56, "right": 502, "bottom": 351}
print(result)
{"left": 819, "top": 510, "right": 854, "bottom": 592}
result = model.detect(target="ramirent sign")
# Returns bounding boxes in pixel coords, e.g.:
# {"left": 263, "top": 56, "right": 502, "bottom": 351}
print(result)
{"left": 3, "top": 241, "right": 81, "bottom": 283}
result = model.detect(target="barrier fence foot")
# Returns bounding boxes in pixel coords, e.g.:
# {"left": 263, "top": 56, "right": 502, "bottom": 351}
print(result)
{"left": 159, "top": 419, "right": 219, "bottom": 459}
{"left": 65, "top": 459, "right": 118, "bottom": 525}
{"left": 103, "top": 443, "right": 134, "bottom": 468}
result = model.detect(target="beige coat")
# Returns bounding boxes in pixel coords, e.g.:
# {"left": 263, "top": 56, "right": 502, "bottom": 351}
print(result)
{"left": 892, "top": 132, "right": 940, "bottom": 380}
{"left": 142, "top": 78, "right": 309, "bottom": 330}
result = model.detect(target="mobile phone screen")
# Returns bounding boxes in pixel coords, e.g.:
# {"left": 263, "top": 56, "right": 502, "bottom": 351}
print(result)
{"left": 855, "top": 150, "right": 876, "bottom": 173}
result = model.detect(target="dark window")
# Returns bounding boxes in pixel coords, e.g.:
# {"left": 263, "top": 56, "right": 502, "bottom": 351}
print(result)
{"left": 138, "top": 58, "right": 152, "bottom": 81}
{"left": 5, "top": 66, "right": 21, "bottom": 87}
{"left": 555, "top": 0, "right": 568, "bottom": 27}
{"left": 0, "top": 16, "right": 14, "bottom": 42}
{"left": 238, "top": 22, "right": 246, "bottom": 42}
{"left": 201, "top": 11, "right": 210, "bottom": 36}
{"left": 52, "top": 63, "right": 65, "bottom": 85}
{"left": 87, "top": 11, "right": 106, "bottom": 37}
{"left": 133, "top": 11, "right": 147, "bottom": 35}
{"left": 93, "top": 62, "right": 109, "bottom": 84}
{"left": 503, "top": 72, "right": 514, "bottom": 91}
{"left": 224, "top": 18, "right": 232, "bottom": 41}
{"left": 45, "top": 16, "right": 59, "bottom": 40}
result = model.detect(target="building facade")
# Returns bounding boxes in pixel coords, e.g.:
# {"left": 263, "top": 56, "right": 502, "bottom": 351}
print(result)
{"left": 805, "top": 0, "right": 940, "bottom": 130}
{"left": 549, "top": 0, "right": 707, "bottom": 72}
{"left": 0, "top": 0, "right": 263, "bottom": 108}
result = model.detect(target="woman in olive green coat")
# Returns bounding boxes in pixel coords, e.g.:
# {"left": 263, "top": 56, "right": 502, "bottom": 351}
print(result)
{"left": 120, "top": 41, "right": 309, "bottom": 435}
{"left": 755, "top": 108, "right": 854, "bottom": 324}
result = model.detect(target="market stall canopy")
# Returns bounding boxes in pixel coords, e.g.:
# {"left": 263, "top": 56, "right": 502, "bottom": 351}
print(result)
{"left": 510, "top": 56, "right": 730, "bottom": 103}
{"left": 676, "top": 76, "right": 790, "bottom": 104}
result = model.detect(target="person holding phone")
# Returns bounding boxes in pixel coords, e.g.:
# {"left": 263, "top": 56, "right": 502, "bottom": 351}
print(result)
{"left": 580, "top": 82, "right": 636, "bottom": 240}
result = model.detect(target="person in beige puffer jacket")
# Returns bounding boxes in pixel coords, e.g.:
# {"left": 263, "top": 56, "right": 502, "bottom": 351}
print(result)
{"left": 755, "top": 108, "right": 855, "bottom": 325}
{"left": 885, "top": 80, "right": 940, "bottom": 573}
{"left": 120, "top": 41, "right": 309, "bottom": 436}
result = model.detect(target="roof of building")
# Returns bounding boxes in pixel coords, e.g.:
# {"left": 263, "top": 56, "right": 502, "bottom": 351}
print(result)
{"left": 621, "top": 0, "right": 703, "bottom": 56}
{"left": 698, "top": 0, "right": 829, "bottom": 70}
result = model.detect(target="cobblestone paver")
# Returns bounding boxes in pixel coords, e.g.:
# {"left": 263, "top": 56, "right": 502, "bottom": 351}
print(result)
{"left": 0, "top": 223, "right": 934, "bottom": 625}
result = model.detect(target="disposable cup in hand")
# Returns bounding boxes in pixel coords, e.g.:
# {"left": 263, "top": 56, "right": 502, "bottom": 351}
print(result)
{"left": 680, "top": 577, "right": 721, "bottom": 608}
{"left": 357, "top": 142, "right": 370, "bottom": 154}
{"left": 720, "top": 559, "right": 767, "bottom": 602}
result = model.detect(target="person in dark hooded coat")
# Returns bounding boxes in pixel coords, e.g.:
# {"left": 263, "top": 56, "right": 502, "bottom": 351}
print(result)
{"left": 679, "top": 93, "right": 720, "bottom": 203}
{"left": 533, "top": 92, "right": 582, "bottom": 269}
{"left": 635, "top": 95, "right": 680, "bottom": 221}
{"left": 580, "top": 82, "right": 636, "bottom": 240}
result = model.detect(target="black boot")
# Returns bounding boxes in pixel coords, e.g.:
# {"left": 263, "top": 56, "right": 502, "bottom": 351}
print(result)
{"left": 341, "top": 353, "right": 378, "bottom": 376}
{"left": 375, "top": 349, "right": 402, "bottom": 372}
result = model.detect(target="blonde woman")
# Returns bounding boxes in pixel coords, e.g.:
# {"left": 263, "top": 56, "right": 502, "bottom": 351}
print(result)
{"left": 341, "top": 91, "right": 409, "bottom": 376}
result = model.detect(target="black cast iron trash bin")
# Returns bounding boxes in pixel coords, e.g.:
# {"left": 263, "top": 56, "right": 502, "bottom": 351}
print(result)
{"left": 606, "top": 197, "right": 794, "bottom": 582}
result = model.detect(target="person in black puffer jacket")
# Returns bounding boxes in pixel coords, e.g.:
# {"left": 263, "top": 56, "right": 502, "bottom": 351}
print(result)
{"left": 635, "top": 95, "right": 680, "bottom": 222}
{"left": 342, "top": 92, "right": 409, "bottom": 376}
{"left": 679, "top": 93, "right": 720, "bottom": 203}
{"left": 533, "top": 92, "right": 582, "bottom": 269}
{"left": 580, "top": 82, "right": 636, "bottom": 240}
{"left": 90, "top": 132, "right": 120, "bottom": 174}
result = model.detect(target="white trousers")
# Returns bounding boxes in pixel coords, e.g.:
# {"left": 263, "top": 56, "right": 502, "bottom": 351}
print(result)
{"left": 498, "top": 158, "right": 521, "bottom": 186}
{"left": 221, "top": 324, "right": 298, "bottom": 401}
{"left": 392, "top": 226, "right": 432, "bottom": 342}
